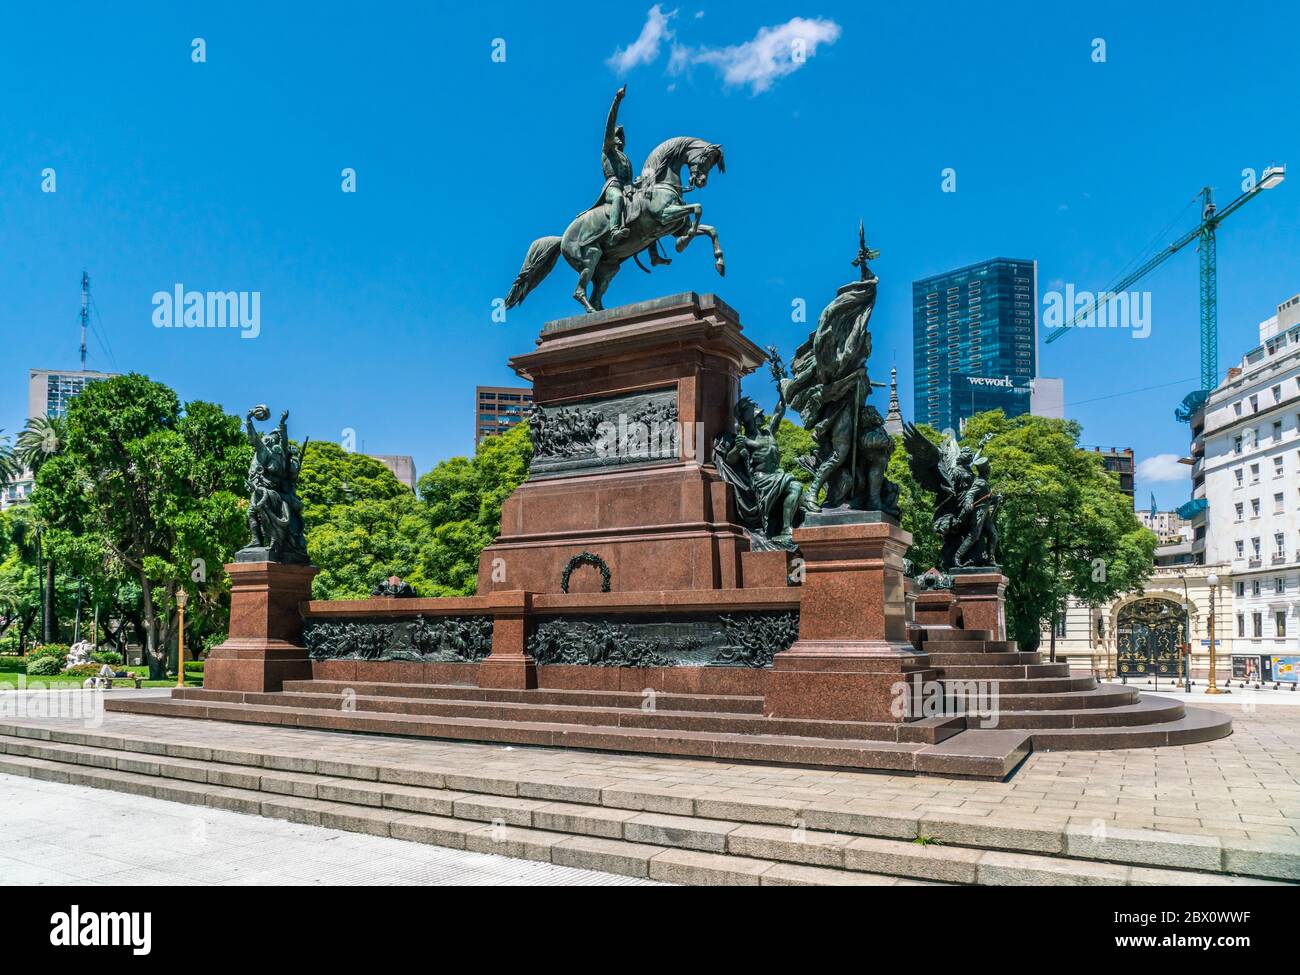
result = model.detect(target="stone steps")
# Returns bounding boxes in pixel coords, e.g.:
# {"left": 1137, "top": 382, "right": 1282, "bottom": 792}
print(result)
{"left": 173, "top": 687, "right": 965, "bottom": 744}
{"left": 0, "top": 726, "right": 1290, "bottom": 886}
{"left": 937, "top": 663, "right": 1072, "bottom": 680}
{"left": 280, "top": 680, "right": 768, "bottom": 715}
{"left": 105, "top": 695, "right": 1025, "bottom": 777}
{"left": 927, "top": 651, "right": 1041, "bottom": 666}
{"left": 977, "top": 697, "right": 1186, "bottom": 730}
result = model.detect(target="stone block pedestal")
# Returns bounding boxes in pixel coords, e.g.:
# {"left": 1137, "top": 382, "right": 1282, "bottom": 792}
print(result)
{"left": 952, "top": 571, "right": 1008, "bottom": 640}
{"left": 477, "top": 590, "right": 538, "bottom": 689}
{"left": 205, "top": 561, "right": 318, "bottom": 692}
{"left": 765, "top": 516, "right": 935, "bottom": 722}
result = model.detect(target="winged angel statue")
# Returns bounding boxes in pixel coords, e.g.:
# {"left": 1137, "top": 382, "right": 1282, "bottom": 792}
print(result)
{"left": 902, "top": 423, "right": 1002, "bottom": 571}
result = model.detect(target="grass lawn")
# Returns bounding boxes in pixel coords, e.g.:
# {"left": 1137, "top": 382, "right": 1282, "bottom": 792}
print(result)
{"left": 0, "top": 655, "right": 205, "bottom": 689}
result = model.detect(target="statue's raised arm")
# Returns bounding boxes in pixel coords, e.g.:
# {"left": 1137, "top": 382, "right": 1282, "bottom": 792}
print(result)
{"left": 604, "top": 84, "right": 626, "bottom": 155}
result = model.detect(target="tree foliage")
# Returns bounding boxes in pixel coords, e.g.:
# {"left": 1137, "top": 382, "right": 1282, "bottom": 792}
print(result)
{"left": 961, "top": 411, "right": 1155, "bottom": 653}
{"left": 415, "top": 423, "right": 532, "bottom": 595}
{"left": 31, "top": 375, "right": 250, "bottom": 676}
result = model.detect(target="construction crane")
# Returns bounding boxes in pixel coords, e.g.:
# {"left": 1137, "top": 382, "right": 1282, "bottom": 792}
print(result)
{"left": 1043, "top": 164, "right": 1286, "bottom": 420}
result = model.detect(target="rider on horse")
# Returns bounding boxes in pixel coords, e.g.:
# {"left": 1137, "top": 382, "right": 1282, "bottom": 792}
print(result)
{"left": 598, "top": 84, "right": 634, "bottom": 245}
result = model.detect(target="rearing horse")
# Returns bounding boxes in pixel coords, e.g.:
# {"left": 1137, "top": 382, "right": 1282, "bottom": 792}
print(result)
{"left": 505, "top": 137, "right": 726, "bottom": 313}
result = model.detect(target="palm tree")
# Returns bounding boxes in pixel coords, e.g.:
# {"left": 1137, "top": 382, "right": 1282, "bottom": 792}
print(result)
{"left": 0, "top": 429, "right": 16, "bottom": 483}
{"left": 16, "top": 414, "right": 66, "bottom": 476}
{"left": 16, "top": 414, "right": 67, "bottom": 644}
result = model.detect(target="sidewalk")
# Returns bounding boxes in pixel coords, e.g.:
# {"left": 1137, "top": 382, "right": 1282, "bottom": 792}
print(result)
{"left": 0, "top": 773, "right": 661, "bottom": 885}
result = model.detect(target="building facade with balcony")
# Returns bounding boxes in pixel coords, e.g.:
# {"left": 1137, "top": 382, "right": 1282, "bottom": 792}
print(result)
{"left": 1200, "top": 292, "right": 1300, "bottom": 656}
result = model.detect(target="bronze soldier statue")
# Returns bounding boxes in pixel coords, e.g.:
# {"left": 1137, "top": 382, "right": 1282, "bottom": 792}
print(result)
{"left": 239, "top": 405, "right": 310, "bottom": 564}
{"left": 599, "top": 84, "right": 633, "bottom": 245}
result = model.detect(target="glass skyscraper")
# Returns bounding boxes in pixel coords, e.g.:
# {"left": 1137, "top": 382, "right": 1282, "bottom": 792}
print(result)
{"left": 912, "top": 257, "right": 1038, "bottom": 434}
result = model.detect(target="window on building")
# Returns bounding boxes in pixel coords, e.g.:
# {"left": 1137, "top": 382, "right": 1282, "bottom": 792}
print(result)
{"left": 1251, "top": 498, "right": 1260, "bottom": 517}
{"left": 1235, "top": 435, "right": 1243, "bottom": 455}
{"left": 1278, "top": 534, "right": 1288, "bottom": 559}
{"left": 1277, "top": 577, "right": 1286, "bottom": 594}
{"left": 1277, "top": 613, "right": 1289, "bottom": 638}
{"left": 1253, "top": 578, "right": 1262, "bottom": 596}
{"left": 1237, "top": 581, "right": 1246, "bottom": 597}
{"left": 1235, "top": 468, "right": 1244, "bottom": 486}
{"left": 1276, "top": 493, "right": 1286, "bottom": 514}
{"left": 1238, "top": 613, "right": 1245, "bottom": 637}
{"left": 1251, "top": 464, "right": 1260, "bottom": 483}
{"left": 1274, "top": 385, "right": 1283, "bottom": 403}
{"left": 1253, "top": 613, "right": 1263, "bottom": 638}
{"left": 1235, "top": 502, "right": 1244, "bottom": 521}
{"left": 1276, "top": 456, "right": 1286, "bottom": 477}
{"left": 1235, "top": 401, "right": 1244, "bottom": 416}
{"left": 1275, "top": 421, "right": 1284, "bottom": 440}
{"left": 1053, "top": 616, "right": 1067, "bottom": 638}
{"left": 1236, "top": 540, "right": 1245, "bottom": 558}
{"left": 1251, "top": 394, "right": 1259, "bottom": 412}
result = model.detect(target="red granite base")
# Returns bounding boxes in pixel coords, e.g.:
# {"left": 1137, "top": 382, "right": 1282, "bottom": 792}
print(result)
{"left": 205, "top": 561, "right": 318, "bottom": 693}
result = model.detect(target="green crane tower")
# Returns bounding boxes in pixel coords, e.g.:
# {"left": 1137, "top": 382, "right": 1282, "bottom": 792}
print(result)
{"left": 1044, "top": 165, "right": 1286, "bottom": 421}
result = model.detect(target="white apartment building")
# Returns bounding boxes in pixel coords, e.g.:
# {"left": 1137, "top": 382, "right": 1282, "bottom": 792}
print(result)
{"left": 1200, "top": 292, "right": 1300, "bottom": 656}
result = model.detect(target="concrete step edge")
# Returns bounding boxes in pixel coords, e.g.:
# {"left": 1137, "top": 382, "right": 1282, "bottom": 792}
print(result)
{"left": 0, "top": 734, "right": 1292, "bottom": 883}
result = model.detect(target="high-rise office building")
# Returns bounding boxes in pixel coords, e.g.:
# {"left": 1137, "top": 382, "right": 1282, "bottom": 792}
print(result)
{"left": 475, "top": 385, "right": 534, "bottom": 447}
{"left": 912, "top": 258, "right": 1038, "bottom": 433}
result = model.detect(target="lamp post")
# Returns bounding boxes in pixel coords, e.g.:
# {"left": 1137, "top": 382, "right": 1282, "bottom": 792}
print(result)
{"left": 1205, "top": 572, "right": 1225, "bottom": 695}
{"left": 175, "top": 589, "right": 189, "bottom": 688}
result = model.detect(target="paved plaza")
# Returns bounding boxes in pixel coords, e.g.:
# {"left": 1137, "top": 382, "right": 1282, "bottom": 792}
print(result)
{"left": 1, "top": 695, "right": 1296, "bottom": 845}
{"left": 0, "top": 771, "right": 660, "bottom": 886}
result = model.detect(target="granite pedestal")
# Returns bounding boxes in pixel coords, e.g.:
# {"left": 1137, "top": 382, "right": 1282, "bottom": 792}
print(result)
{"left": 204, "top": 560, "right": 318, "bottom": 693}
{"left": 765, "top": 514, "right": 936, "bottom": 722}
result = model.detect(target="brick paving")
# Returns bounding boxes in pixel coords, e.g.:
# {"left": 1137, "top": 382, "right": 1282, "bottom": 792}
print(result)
{"left": 2, "top": 696, "right": 1296, "bottom": 844}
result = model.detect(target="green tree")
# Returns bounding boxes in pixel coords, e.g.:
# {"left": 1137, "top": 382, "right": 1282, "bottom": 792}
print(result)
{"left": 32, "top": 375, "right": 250, "bottom": 677}
{"left": 299, "top": 442, "right": 434, "bottom": 599}
{"left": 961, "top": 411, "right": 1155, "bottom": 656}
{"left": 887, "top": 426, "right": 943, "bottom": 575}
{"left": 416, "top": 423, "right": 532, "bottom": 595}
{"left": 773, "top": 418, "right": 815, "bottom": 485}
{"left": 16, "top": 414, "right": 67, "bottom": 642}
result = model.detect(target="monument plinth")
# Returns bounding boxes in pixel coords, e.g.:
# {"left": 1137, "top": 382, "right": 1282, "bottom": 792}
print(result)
{"left": 951, "top": 571, "right": 1008, "bottom": 640}
{"left": 478, "top": 293, "right": 766, "bottom": 595}
{"left": 765, "top": 516, "right": 935, "bottom": 722}
{"left": 204, "top": 560, "right": 318, "bottom": 692}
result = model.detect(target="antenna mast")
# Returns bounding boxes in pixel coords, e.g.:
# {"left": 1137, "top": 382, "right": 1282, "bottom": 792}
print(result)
{"left": 79, "top": 270, "right": 89, "bottom": 370}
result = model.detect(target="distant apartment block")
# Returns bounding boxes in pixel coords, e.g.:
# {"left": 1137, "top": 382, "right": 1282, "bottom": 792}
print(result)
{"left": 368, "top": 454, "right": 417, "bottom": 490}
{"left": 476, "top": 385, "right": 533, "bottom": 447}
{"left": 28, "top": 367, "right": 118, "bottom": 420}
{"left": 1087, "top": 446, "right": 1135, "bottom": 499}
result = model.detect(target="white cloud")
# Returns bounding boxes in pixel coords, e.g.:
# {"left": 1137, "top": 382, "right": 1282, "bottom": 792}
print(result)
{"left": 608, "top": 5, "right": 678, "bottom": 72}
{"left": 674, "top": 17, "right": 841, "bottom": 93}
{"left": 1136, "top": 454, "right": 1188, "bottom": 483}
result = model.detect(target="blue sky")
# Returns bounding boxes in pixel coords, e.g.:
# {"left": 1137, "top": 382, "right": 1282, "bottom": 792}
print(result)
{"left": 2, "top": 1, "right": 1296, "bottom": 508}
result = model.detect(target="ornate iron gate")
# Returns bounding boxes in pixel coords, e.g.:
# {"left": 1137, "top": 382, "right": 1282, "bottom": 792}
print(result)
{"left": 1117, "top": 598, "right": 1186, "bottom": 677}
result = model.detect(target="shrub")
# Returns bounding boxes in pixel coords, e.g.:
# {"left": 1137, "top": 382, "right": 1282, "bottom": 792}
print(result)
{"left": 31, "top": 644, "right": 70, "bottom": 667}
{"left": 91, "top": 650, "right": 123, "bottom": 665}
{"left": 63, "top": 663, "right": 106, "bottom": 678}
{"left": 26, "top": 656, "right": 61, "bottom": 677}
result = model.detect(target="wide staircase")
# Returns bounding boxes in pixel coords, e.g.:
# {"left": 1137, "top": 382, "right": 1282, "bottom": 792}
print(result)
{"left": 920, "top": 628, "right": 1231, "bottom": 750}
{"left": 0, "top": 716, "right": 1286, "bottom": 885}
{"left": 103, "top": 626, "right": 1231, "bottom": 780}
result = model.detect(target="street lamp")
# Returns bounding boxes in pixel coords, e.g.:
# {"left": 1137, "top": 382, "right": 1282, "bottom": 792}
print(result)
{"left": 1260, "top": 165, "right": 1286, "bottom": 190}
{"left": 1205, "top": 572, "right": 1226, "bottom": 695}
{"left": 175, "top": 589, "right": 189, "bottom": 688}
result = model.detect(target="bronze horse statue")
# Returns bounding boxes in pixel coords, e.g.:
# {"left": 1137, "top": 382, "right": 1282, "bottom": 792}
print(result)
{"left": 505, "top": 136, "right": 726, "bottom": 313}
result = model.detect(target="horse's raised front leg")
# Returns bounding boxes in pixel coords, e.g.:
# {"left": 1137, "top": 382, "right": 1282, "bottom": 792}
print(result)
{"left": 693, "top": 223, "right": 725, "bottom": 276}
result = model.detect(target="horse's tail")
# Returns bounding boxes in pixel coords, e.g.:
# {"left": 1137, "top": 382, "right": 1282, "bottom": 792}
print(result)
{"left": 505, "top": 235, "right": 562, "bottom": 309}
